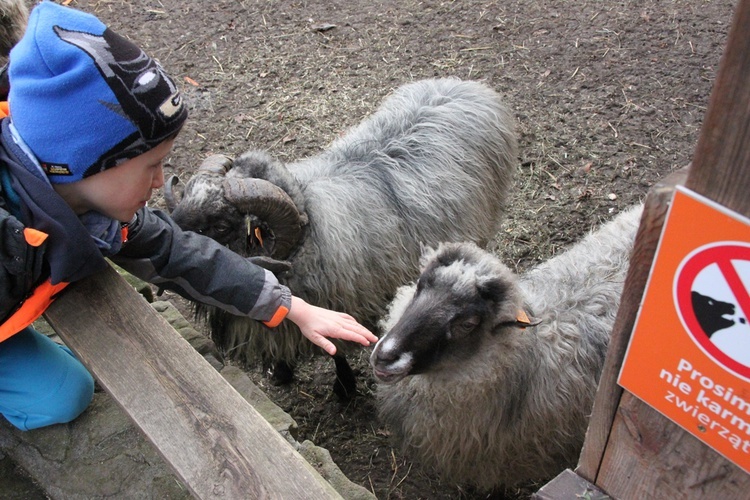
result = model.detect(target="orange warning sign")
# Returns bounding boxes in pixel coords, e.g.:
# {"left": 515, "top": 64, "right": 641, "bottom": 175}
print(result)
{"left": 619, "top": 186, "right": 750, "bottom": 472}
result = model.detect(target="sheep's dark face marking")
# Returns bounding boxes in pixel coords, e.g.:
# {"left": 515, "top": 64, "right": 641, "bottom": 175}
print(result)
{"left": 171, "top": 177, "right": 251, "bottom": 255}
{"left": 171, "top": 151, "right": 306, "bottom": 261}
{"left": 370, "top": 245, "right": 515, "bottom": 384}
{"left": 171, "top": 186, "right": 278, "bottom": 258}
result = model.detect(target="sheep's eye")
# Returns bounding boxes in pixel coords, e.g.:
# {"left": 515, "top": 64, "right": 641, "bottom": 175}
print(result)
{"left": 451, "top": 315, "right": 480, "bottom": 338}
{"left": 214, "top": 222, "right": 232, "bottom": 235}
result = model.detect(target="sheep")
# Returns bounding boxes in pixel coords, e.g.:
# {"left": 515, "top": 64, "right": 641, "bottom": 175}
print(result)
{"left": 166, "top": 78, "right": 518, "bottom": 397}
{"left": 0, "top": 0, "right": 27, "bottom": 59}
{"left": 370, "top": 204, "right": 644, "bottom": 491}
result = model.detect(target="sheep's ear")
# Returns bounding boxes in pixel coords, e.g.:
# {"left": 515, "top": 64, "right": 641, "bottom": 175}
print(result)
{"left": 419, "top": 243, "right": 437, "bottom": 268}
{"left": 477, "top": 276, "right": 505, "bottom": 300}
{"left": 481, "top": 273, "right": 537, "bottom": 330}
{"left": 514, "top": 309, "right": 541, "bottom": 330}
{"left": 494, "top": 309, "right": 541, "bottom": 331}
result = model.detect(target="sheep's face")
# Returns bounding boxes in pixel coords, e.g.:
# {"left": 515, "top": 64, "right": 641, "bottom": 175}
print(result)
{"left": 370, "top": 242, "right": 522, "bottom": 384}
{"left": 170, "top": 176, "right": 252, "bottom": 254}
{"left": 169, "top": 152, "right": 308, "bottom": 260}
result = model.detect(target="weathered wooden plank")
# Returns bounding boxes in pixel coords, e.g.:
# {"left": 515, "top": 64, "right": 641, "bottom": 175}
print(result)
{"left": 597, "top": 392, "right": 750, "bottom": 498}
{"left": 532, "top": 469, "right": 611, "bottom": 500}
{"left": 44, "top": 264, "right": 341, "bottom": 500}
{"left": 576, "top": 167, "right": 687, "bottom": 482}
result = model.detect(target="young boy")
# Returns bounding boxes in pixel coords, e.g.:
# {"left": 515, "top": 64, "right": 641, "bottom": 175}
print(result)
{"left": 0, "top": 1, "right": 376, "bottom": 431}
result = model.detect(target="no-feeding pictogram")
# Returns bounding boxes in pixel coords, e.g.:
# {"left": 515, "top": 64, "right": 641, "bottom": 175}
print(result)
{"left": 675, "top": 242, "right": 750, "bottom": 377}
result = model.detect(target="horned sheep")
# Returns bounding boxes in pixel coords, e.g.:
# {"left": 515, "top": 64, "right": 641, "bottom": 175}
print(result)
{"left": 370, "top": 204, "right": 643, "bottom": 490}
{"left": 167, "top": 78, "right": 518, "bottom": 396}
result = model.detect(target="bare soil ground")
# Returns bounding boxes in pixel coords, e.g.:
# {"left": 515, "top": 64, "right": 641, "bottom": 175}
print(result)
{"left": 72, "top": 0, "right": 736, "bottom": 497}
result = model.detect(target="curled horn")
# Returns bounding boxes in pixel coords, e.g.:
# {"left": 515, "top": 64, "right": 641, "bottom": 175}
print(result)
{"left": 222, "top": 177, "right": 308, "bottom": 260}
{"left": 164, "top": 174, "right": 181, "bottom": 212}
{"left": 164, "top": 155, "right": 232, "bottom": 212}
{"left": 198, "top": 154, "right": 233, "bottom": 175}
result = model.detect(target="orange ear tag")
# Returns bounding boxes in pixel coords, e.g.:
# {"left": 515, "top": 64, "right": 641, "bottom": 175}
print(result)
{"left": 515, "top": 309, "right": 542, "bottom": 330}
{"left": 516, "top": 309, "right": 531, "bottom": 325}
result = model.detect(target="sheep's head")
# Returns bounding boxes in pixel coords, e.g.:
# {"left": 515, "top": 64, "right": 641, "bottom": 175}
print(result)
{"left": 167, "top": 151, "right": 308, "bottom": 260}
{"left": 370, "top": 242, "right": 533, "bottom": 384}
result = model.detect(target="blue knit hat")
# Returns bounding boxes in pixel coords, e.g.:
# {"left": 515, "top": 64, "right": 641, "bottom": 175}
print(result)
{"left": 7, "top": 1, "right": 187, "bottom": 183}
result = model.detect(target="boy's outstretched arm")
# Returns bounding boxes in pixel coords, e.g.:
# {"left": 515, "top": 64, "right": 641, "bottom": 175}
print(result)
{"left": 286, "top": 296, "right": 378, "bottom": 356}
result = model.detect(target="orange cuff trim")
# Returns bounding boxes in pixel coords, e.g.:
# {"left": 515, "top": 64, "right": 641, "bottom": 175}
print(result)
{"left": 0, "top": 101, "right": 9, "bottom": 119}
{"left": 23, "top": 228, "right": 49, "bottom": 247}
{"left": 263, "top": 305, "right": 289, "bottom": 328}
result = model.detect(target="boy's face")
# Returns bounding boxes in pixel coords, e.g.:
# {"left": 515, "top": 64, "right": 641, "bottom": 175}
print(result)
{"left": 53, "top": 138, "right": 175, "bottom": 222}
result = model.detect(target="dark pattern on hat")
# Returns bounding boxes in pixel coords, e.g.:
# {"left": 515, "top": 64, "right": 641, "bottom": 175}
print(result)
{"left": 54, "top": 25, "right": 186, "bottom": 178}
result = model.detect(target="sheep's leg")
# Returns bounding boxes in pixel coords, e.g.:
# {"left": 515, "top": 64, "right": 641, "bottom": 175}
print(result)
{"left": 332, "top": 354, "right": 356, "bottom": 399}
{"left": 267, "top": 360, "right": 295, "bottom": 386}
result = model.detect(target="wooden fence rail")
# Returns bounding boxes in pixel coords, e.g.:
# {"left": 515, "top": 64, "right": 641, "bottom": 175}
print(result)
{"left": 44, "top": 264, "right": 341, "bottom": 499}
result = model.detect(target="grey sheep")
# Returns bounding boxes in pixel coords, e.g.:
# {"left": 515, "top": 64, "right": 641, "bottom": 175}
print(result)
{"left": 167, "top": 78, "right": 517, "bottom": 397}
{"left": 0, "top": 0, "right": 26, "bottom": 58}
{"left": 370, "top": 204, "right": 643, "bottom": 490}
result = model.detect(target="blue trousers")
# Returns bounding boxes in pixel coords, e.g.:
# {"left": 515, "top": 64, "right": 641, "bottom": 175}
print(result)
{"left": 0, "top": 327, "right": 94, "bottom": 430}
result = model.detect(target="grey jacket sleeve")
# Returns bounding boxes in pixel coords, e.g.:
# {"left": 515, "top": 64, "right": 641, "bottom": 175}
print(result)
{"left": 111, "top": 207, "right": 291, "bottom": 325}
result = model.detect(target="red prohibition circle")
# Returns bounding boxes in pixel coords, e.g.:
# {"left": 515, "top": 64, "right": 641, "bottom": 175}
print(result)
{"left": 674, "top": 242, "right": 750, "bottom": 380}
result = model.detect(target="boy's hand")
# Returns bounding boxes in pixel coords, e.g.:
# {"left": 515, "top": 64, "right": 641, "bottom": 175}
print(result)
{"left": 286, "top": 297, "right": 378, "bottom": 355}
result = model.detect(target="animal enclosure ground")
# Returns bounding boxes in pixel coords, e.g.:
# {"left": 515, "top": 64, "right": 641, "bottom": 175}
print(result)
{"left": 72, "top": 0, "right": 736, "bottom": 498}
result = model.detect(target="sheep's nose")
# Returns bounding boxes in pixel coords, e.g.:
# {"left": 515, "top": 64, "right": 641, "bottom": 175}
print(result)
{"left": 370, "top": 342, "right": 413, "bottom": 384}
{"left": 369, "top": 339, "right": 402, "bottom": 368}
{"left": 373, "top": 349, "right": 399, "bottom": 365}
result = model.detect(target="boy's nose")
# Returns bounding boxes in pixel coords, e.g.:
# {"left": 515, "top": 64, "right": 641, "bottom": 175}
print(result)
{"left": 153, "top": 165, "right": 165, "bottom": 189}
